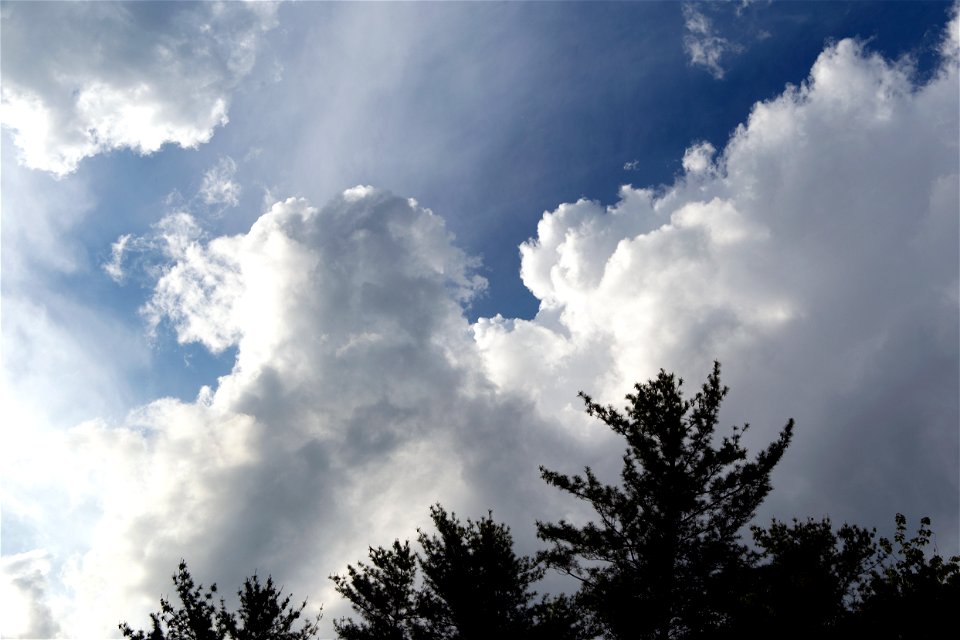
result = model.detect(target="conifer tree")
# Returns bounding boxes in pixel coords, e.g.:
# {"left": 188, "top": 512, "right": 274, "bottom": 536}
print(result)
{"left": 331, "top": 540, "right": 420, "bottom": 640}
{"left": 536, "top": 362, "right": 794, "bottom": 639}
{"left": 332, "top": 505, "right": 589, "bottom": 639}
{"left": 119, "top": 561, "right": 320, "bottom": 640}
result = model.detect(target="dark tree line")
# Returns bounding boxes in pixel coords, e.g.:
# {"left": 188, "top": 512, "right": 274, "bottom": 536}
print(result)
{"left": 122, "top": 363, "right": 958, "bottom": 639}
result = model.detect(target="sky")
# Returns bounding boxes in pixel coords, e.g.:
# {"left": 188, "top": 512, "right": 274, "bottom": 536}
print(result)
{"left": 1, "top": 1, "right": 957, "bottom": 637}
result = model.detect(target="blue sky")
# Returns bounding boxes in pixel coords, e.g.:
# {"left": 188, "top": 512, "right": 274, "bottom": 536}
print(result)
{"left": 2, "top": 2, "right": 958, "bottom": 637}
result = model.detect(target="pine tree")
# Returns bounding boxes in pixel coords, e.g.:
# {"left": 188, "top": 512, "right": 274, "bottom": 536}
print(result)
{"left": 331, "top": 540, "right": 420, "bottom": 640}
{"left": 536, "top": 362, "right": 794, "bottom": 639}
{"left": 416, "top": 505, "right": 543, "bottom": 639}
{"left": 332, "top": 504, "right": 588, "bottom": 639}
{"left": 119, "top": 561, "right": 320, "bottom": 640}
{"left": 220, "top": 574, "right": 321, "bottom": 640}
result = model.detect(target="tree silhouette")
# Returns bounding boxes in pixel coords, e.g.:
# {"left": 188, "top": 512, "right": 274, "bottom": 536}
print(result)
{"left": 121, "top": 362, "right": 958, "bottom": 640}
{"left": 331, "top": 540, "right": 420, "bottom": 640}
{"left": 536, "top": 362, "right": 794, "bottom": 639}
{"left": 727, "top": 513, "right": 960, "bottom": 638}
{"left": 727, "top": 517, "right": 878, "bottom": 637}
{"left": 332, "top": 504, "right": 589, "bottom": 639}
{"left": 854, "top": 514, "right": 960, "bottom": 638}
{"left": 416, "top": 505, "right": 543, "bottom": 638}
{"left": 119, "top": 561, "right": 320, "bottom": 640}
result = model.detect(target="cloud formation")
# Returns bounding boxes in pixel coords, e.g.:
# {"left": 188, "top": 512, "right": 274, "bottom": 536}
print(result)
{"left": 477, "top": 31, "right": 959, "bottom": 539}
{"left": 681, "top": 141, "right": 717, "bottom": 175}
{"left": 3, "top": 9, "right": 958, "bottom": 640}
{"left": 682, "top": 4, "right": 741, "bottom": 79}
{"left": 0, "top": 2, "right": 277, "bottom": 176}
{"left": 1, "top": 551, "right": 59, "bottom": 639}
{"left": 200, "top": 156, "right": 243, "bottom": 209}
{"left": 5, "top": 189, "right": 579, "bottom": 637}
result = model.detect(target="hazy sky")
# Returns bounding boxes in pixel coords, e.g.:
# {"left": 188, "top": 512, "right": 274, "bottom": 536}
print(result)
{"left": 2, "top": 2, "right": 958, "bottom": 638}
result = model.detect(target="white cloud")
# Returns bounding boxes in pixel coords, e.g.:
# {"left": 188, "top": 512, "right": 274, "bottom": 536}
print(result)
{"left": 682, "top": 4, "right": 741, "bottom": 79}
{"left": 944, "top": 1, "right": 960, "bottom": 62}
{"left": 4, "top": 12, "right": 958, "bottom": 639}
{"left": 477, "top": 31, "right": 959, "bottom": 544}
{"left": 3, "top": 188, "right": 570, "bottom": 638}
{"left": 102, "top": 234, "right": 132, "bottom": 283}
{"left": 0, "top": 2, "right": 277, "bottom": 176}
{"left": 200, "top": 156, "right": 242, "bottom": 208}
{"left": 681, "top": 140, "right": 716, "bottom": 175}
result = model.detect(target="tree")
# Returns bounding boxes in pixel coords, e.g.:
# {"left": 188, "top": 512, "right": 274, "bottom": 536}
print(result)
{"left": 119, "top": 560, "right": 321, "bottom": 640}
{"left": 331, "top": 540, "right": 420, "bottom": 640}
{"left": 729, "top": 517, "right": 878, "bottom": 637}
{"left": 536, "top": 362, "right": 794, "bottom": 639}
{"left": 728, "top": 514, "right": 960, "bottom": 639}
{"left": 853, "top": 514, "right": 960, "bottom": 638}
{"left": 219, "top": 573, "right": 322, "bottom": 640}
{"left": 331, "top": 504, "right": 589, "bottom": 640}
{"left": 416, "top": 505, "right": 544, "bottom": 638}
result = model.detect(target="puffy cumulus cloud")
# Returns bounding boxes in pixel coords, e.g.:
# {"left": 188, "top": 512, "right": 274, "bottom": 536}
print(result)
{"left": 3, "top": 189, "right": 585, "bottom": 638}
{"left": 477, "top": 32, "right": 959, "bottom": 547}
{"left": 7, "top": 14, "right": 959, "bottom": 638}
{"left": 0, "top": 2, "right": 277, "bottom": 176}
{"left": 681, "top": 141, "right": 717, "bottom": 175}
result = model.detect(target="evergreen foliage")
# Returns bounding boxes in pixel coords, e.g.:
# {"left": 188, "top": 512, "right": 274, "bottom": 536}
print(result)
{"left": 122, "top": 363, "right": 959, "bottom": 640}
{"left": 416, "top": 505, "right": 543, "bottom": 638}
{"left": 331, "top": 540, "right": 422, "bottom": 640}
{"left": 331, "top": 504, "right": 590, "bottom": 639}
{"left": 119, "top": 561, "right": 320, "bottom": 640}
{"left": 536, "top": 362, "right": 794, "bottom": 639}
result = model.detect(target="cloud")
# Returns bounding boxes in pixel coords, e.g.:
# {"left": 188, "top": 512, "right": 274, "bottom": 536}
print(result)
{"left": 103, "top": 234, "right": 132, "bottom": 283}
{"left": 682, "top": 4, "right": 741, "bottom": 79}
{"left": 4, "top": 11, "right": 958, "bottom": 639}
{"left": 0, "top": 2, "right": 277, "bottom": 176}
{"left": 681, "top": 140, "right": 716, "bottom": 175}
{"left": 100, "top": 155, "right": 246, "bottom": 289}
{"left": 1, "top": 551, "right": 59, "bottom": 639}
{"left": 4, "top": 188, "right": 579, "bottom": 638}
{"left": 0, "top": 151, "right": 150, "bottom": 432}
{"left": 200, "top": 156, "right": 242, "bottom": 209}
{"left": 476, "top": 31, "right": 959, "bottom": 545}
{"left": 945, "top": 1, "right": 960, "bottom": 62}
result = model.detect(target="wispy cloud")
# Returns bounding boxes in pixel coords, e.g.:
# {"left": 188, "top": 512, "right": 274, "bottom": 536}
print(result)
{"left": 200, "top": 156, "right": 242, "bottom": 209}
{"left": 682, "top": 4, "right": 742, "bottom": 79}
{"left": 102, "top": 233, "right": 131, "bottom": 283}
